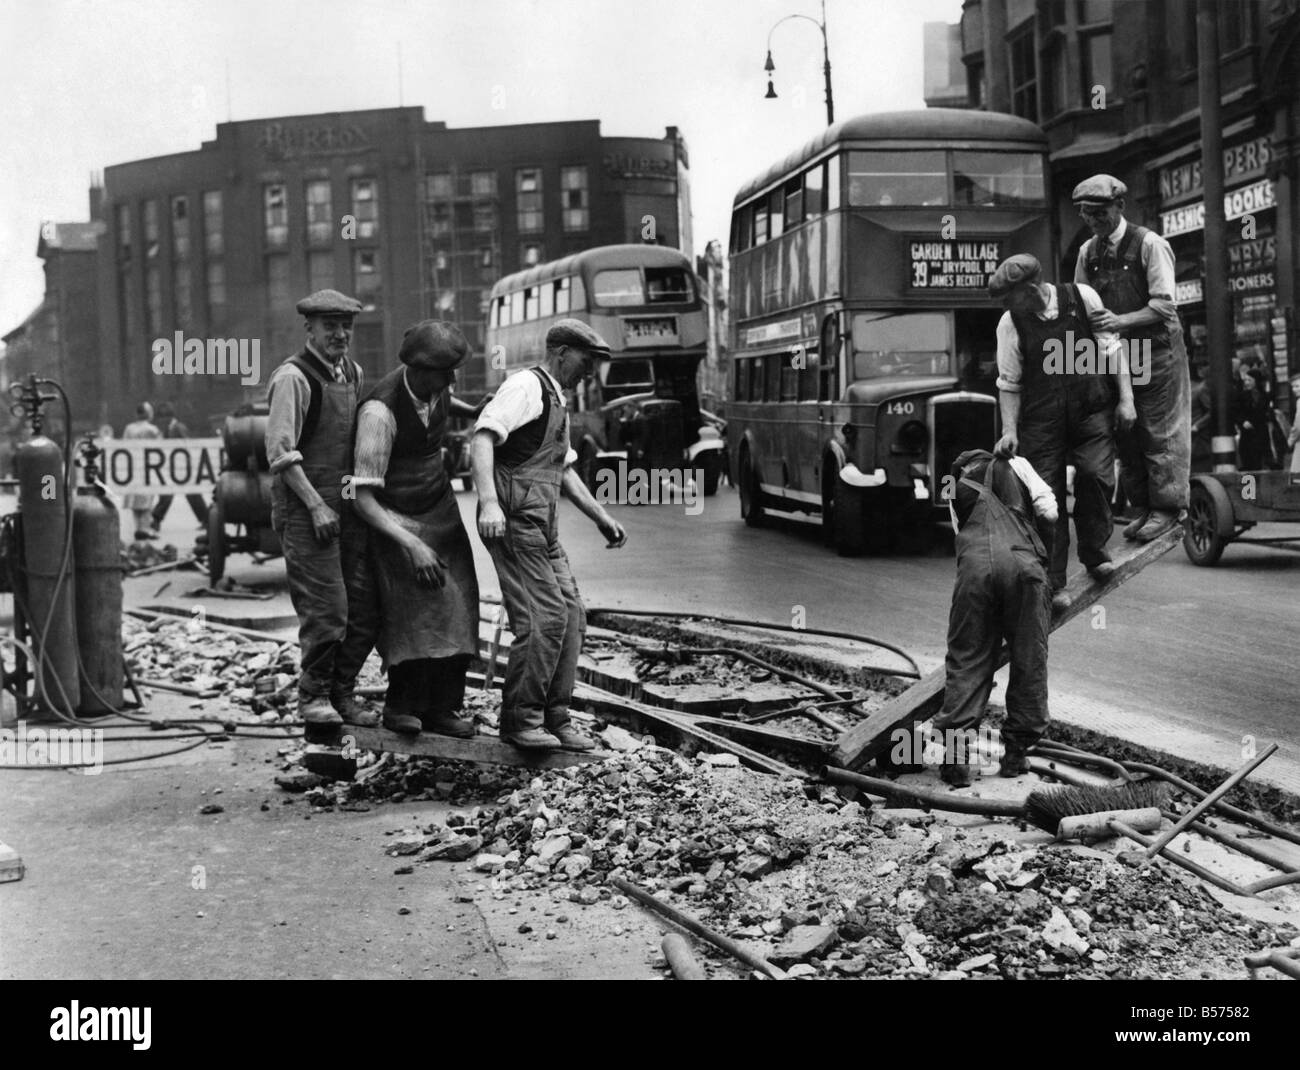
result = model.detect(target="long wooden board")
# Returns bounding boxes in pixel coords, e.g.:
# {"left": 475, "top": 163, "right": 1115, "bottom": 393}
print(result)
{"left": 829, "top": 525, "right": 1184, "bottom": 772}
{"left": 336, "top": 726, "right": 612, "bottom": 770}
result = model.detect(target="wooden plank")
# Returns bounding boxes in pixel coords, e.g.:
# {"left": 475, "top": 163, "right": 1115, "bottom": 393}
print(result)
{"left": 830, "top": 525, "right": 1183, "bottom": 772}
{"left": 341, "top": 726, "right": 611, "bottom": 770}
{"left": 0, "top": 839, "right": 23, "bottom": 883}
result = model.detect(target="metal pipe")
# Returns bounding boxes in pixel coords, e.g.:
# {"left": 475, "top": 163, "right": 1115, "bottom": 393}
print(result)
{"left": 610, "top": 877, "right": 786, "bottom": 980}
{"left": 1245, "top": 870, "right": 1300, "bottom": 895}
{"left": 1144, "top": 744, "right": 1278, "bottom": 859}
{"left": 661, "top": 932, "right": 707, "bottom": 980}
{"left": 1031, "top": 742, "right": 1132, "bottom": 784}
{"left": 1265, "top": 952, "right": 1300, "bottom": 980}
{"left": 1168, "top": 814, "right": 1299, "bottom": 875}
{"left": 1109, "top": 820, "right": 1250, "bottom": 896}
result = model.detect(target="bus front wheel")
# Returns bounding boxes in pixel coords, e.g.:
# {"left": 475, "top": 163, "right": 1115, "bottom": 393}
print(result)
{"left": 739, "top": 448, "right": 765, "bottom": 526}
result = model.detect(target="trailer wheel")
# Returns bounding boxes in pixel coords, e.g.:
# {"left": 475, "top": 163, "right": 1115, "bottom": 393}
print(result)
{"left": 207, "top": 496, "right": 227, "bottom": 585}
{"left": 1183, "top": 482, "right": 1229, "bottom": 566}
{"left": 739, "top": 446, "right": 765, "bottom": 526}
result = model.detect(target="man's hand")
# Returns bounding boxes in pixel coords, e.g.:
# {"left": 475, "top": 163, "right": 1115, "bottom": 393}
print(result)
{"left": 597, "top": 513, "right": 627, "bottom": 548}
{"left": 1117, "top": 397, "right": 1137, "bottom": 432}
{"left": 406, "top": 541, "right": 447, "bottom": 588}
{"left": 993, "top": 432, "right": 1018, "bottom": 459}
{"left": 1088, "top": 309, "right": 1122, "bottom": 333}
{"left": 1288, "top": 425, "right": 1300, "bottom": 447}
{"left": 309, "top": 502, "right": 340, "bottom": 544}
{"left": 478, "top": 500, "right": 506, "bottom": 541}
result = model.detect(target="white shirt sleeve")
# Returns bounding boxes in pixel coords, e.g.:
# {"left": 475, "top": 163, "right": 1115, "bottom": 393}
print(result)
{"left": 995, "top": 311, "right": 1022, "bottom": 393}
{"left": 475, "top": 370, "right": 544, "bottom": 444}
{"left": 1008, "top": 455, "right": 1059, "bottom": 522}
{"left": 1075, "top": 284, "right": 1124, "bottom": 365}
{"left": 1073, "top": 240, "right": 1092, "bottom": 286}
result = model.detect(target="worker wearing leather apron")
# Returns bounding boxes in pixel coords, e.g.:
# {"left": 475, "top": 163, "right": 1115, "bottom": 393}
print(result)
{"left": 931, "top": 449, "right": 1058, "bottom": 786}
{"left": 990, "top": 254, "right": 1136, "bottom": 606}
{"left": 471, "top": 319, "right": 628, "bottom": 751}
{"left": 265, "top": 289, "right": 380, "bottom": 729}
{"left": 351, "top": 321, "right": 484, "bottom": 737}
{"left": 1073, "top": 174, "right": 1190, "bottom": 543}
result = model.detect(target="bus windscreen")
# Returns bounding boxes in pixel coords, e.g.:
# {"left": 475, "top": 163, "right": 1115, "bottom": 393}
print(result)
{"left": 592, "top": 269, "right": 644, "bottom": 307}
{"left": 847, "top": 150, "right": 946, "bottom": 207}
{"left": 851, "top": 312, "right": 950, "bottom": 379}
{"left": 953, "top": 151, "right": 1045, "bottom": 207}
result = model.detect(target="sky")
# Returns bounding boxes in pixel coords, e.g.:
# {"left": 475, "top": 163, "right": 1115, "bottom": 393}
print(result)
{"left": 0, "top": 0, "right": 962, "bottom": 334}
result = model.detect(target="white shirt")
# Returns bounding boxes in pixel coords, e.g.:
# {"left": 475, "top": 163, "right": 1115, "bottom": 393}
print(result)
{"left": 475, "top": 366, "right": 578, "bottom": 466}
{"left": 1073, "top": 216, "right": 1179, "bottom": 327}
{"left": 351, "top": 370, "right": 443, "bottom": 490}
{"left": 994, "top": 283, "right": 1123, "bottom": 394}
{"left": 948, "top": 455, "right": 1058, "bottom": 535}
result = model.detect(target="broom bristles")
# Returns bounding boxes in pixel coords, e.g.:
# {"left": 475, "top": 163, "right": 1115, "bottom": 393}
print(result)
{"left": 1023, "top": 780, "right": 1169, "bottom": 833}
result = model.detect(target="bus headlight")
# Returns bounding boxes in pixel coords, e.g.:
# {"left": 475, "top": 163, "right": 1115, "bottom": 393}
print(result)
{"left": 892, "top": 420, "right": 927, "bottom": 455}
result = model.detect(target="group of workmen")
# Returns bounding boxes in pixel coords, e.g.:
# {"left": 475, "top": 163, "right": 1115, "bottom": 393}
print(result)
{"left": 265, "top": 290, "right": 625, "bottom": 752}
{"left": 932, "top": 173, "right": 1191, "bottom": 785}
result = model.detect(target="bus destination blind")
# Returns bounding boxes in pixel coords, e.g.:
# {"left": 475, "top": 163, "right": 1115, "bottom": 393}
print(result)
{"left": 907, "top": 239, "right": 1002, "bottom": 290}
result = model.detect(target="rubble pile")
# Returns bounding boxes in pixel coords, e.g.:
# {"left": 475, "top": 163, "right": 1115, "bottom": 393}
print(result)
{"left": 121, "top": 540, "right": 179, "bottom": 571}
{"left": 287, "top": 728, "right": 1297, "bottom": 979}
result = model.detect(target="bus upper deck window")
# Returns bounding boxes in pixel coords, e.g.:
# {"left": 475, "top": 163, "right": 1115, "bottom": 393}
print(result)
{"left": 953, "top": 151, "right": 1045, "bottom": 206}
{"left": 753, "top": 201, "right": 769, "bottom": 245}
{"left": 593, "top": 269, "right": 643, "bottom": 307}
{"left": 784, "top": 177, "right": 804, "bottom": 228}
{"left": 847, "top": 150, "right": 946, "bottom": 207}
{"left": 646, "top": 268, "right": 693, "bottom": 304}
{"left": 804, "top": 162, "right": 826, "bottom": 218}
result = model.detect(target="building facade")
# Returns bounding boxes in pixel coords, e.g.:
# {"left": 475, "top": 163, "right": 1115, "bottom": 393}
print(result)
{"left": 934, "top": 0, "right": 1300, "bottom": 411}
{"left": 8, "top": 108, "right": 691, "bottom": 432}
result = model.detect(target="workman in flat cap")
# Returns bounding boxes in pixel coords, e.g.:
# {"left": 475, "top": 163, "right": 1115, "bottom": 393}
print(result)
{"left": 350, "top": 321, "right": 488, "bottom": 737}
{"left": 989, "top": 254, "right": 1136, "bottom": 604}
{"left": 266, "top": 289, "right": 379, "bottom": 728}
{"left": 1073, "top": 174, "right": 1190, "bottom": 542}
{"left": 471, "top": 319, "right": 627, "bottom": 751}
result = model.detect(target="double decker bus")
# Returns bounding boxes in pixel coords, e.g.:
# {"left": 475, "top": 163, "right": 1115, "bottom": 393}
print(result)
{"left": 726, "top": 109, "right": 1051, "bottom": 553}
{"left": 484, "top": 244, "right": 724, "bottom": 495}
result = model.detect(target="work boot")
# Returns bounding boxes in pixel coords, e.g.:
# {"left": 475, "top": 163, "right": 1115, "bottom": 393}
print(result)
{"left": 421, "top": 711, "right": 475, "bottom": 738}
{"left": 999, "top": 744, "right": 1031, "bottom": 778}
{"left": 332, "top": 692, "right": 380, "bottom": 727}
{"left": 549, "top": 724, "right": 596, "bottom": 752}
{"left": 300, "top": 692, "right": 342, "bottom": 726}
{"left": 501, "top": 727, "right": 562, "bottom": 751}
{"left": 939, "top": 761, "right": 974, "bottom": 787}
{"left": 1086, "top": 560, "right": 1117, "bottom": 582}
{"left": 1122, "top": 511, "right": 1150, "bottom": 540}
{"left": 1051, "top": 590, "right": 1071, "bottom": 614}
{"left": 1133, "top": 509, "right": 1180, "bottom": 543}
{"left": 382, "top": 708, "right": 422, "bottom": 735}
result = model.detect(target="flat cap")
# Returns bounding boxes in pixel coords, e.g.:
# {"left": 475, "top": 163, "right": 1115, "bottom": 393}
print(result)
{"left": 398, "top": 319, "right": 470, "bottom": 371}
{"left": 296, "top": 289, "right": 363, "bottom": 316}
{"left": 1071, "top": 174, "right": 1127, "bottom": 205}
{"left": 546, "top": 318, "right": 611, "bottom": 357}
{"left": 988, "top": 253, "right": 1043, "bottom": 298}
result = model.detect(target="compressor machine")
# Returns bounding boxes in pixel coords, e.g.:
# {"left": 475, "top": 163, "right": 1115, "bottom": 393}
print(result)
{"left": 0, "top": 375, "right": 124, "bottom": 721}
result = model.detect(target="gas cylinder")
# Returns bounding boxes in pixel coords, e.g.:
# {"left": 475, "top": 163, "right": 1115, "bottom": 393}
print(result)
{"left": 15, "top": 433, "right": 81, "bottom": 714}
{"left": 73, "top": 476, "right": 123, "bottom": 714}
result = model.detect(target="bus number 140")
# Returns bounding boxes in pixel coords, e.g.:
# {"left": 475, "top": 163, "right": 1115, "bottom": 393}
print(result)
{"left": 885, "top": 401, "right": 915, "bottom": 415}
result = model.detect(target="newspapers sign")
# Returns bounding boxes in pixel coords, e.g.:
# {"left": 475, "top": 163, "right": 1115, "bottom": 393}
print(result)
{"left": 98, "top": 439, "right": 224, "bottom": 494}
{"left": 1160, "top": 179, "right": 1276, "bottom": 238}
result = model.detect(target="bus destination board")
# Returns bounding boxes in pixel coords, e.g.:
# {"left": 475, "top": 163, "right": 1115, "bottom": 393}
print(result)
{"left": 907, "top": 239, "right": 1002, "bottom": 290}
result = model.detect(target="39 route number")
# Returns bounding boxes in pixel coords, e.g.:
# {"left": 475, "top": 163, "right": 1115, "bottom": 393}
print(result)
{"left": 885, "top": 401, "right": 915, "bottom": 415}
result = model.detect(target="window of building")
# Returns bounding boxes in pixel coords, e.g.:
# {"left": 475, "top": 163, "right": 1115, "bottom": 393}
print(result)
{"left": 1081, "top": 30, "right": 1112, "bottom": 96}
{"left": 143, "top": 200, "right": 159, "bottom": 259}
{"left": 173, "top": 262, "right": 192, "bottom": 328}
{"left": 203, "top": 191, "right": 223, "bottom": 257}
{"left": 953, "top": 151, "right": 1046, "bottom": 206}
{"left": 455, "top": 203, "right": 474, "bottom": 230}
{"left": 1076, "top": 0, "right": 1111, "bottom": 23}
{"left": 1220, "top": 0, "right": 1254, "bottom": 52}
{"left": 520, "top": 241, "right": 543, "bottom": 266}
{"left": 171, "top": 196, "right": 189, "bottom": 260}
{"left": 847, "top": 150, "right": 947, "bottom": 206}
{"left": 516, "top": 168, "right": 543, "bottom": 233}
{"left": 426, "top": 172, "right": 453, "bottom": 200}
{"left": 351, "top": 179, "right": 378, "bottom": 239}
{"left": 967, "top": 61, "right": 987, "bottom": 108}
{"left": 116, "top": 204, "right": 131, "bottom": 261}
{"left": 305, "top": 180, "right": 332, "bottom": 246}
{"left": 1040, "top": 35, "right": 1068, "bottom": 117}
{"left": 560, "top": 166, "right": 589, "bottom": 232}
{"left": 145, "top": 265, "right": 162, "bottom": 336}
{"left": 1008, "top": 28, "right": 1038, "bottom": 121}
{"left": 308, "top": 250, "right": 334, "bottom": 293}
{"left": 353, "top": 249, "right": 381, "bottom": 308}
{"left": 206, "top": 260, "right": 226, "bottom": 319}
{"left": 263, "top": 184, "right": 288, "bottom": 249}
{"left": 430, "top": 203, "right": 452, "bottom": 238}
{"left": 266, "top": 254, "right": 290, "bottom": 309}
{"left": 1042, "top": 0, "right": 1067, "bottom": 28}
{"left": 474, "top": 202, "right": 497, "bottom": 233}
{"left": 471, "top": 171, "right": 497, "bottom": 198}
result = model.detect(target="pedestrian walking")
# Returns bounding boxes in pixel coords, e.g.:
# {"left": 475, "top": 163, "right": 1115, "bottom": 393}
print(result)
{"left": 122, "top": 401, "right": 161, "bottom": 540}
{"left": 150, "top": 402, "right": 210, "bottom": 531}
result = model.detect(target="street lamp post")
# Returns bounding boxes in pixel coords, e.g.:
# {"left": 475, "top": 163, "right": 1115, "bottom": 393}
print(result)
{"left": 764, "top": 0, "right": 834, "bottom": 126}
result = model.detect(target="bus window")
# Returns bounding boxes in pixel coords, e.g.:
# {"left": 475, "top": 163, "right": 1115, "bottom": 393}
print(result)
{"left": 524, "top": 286, "right": 539, "bottom": 320}
{"left": 646, "top": 267, "right": 693, "bottom": 304}
{"left": 540, "top": 281, "right": 555, "bottom": 318}
{"left": 602, "top": 358, "right": 654, "bottom": 400}
{"left": 735, "top": 357, "right": 750, "bottom": 400}
{"left": 780, "top": 355, "right": 798, "bottom": 401}
{"left": 754, "top": 200, "right": 769, "bottom": 245}
{"left": 593, "top": 269, "right": 643, "bottom": 307}
{"left": 827, "top": 153, "right": 840, "bottom": 210}
{"left": 953, "top": 151, "right": 1046, "bottom": 207}
{"left": 784, "top": 177, "right": 804, "bottom": 228}
{"left": 510, "top": 290, "right": 525, "bottom": 323}
{"left": 749, "top": 357, "right": 764, "bottom": 401}
{"left": 495, "top": 294, "right": 509, "bottom": 327}
{"left": 818, "top": 353, "right": 839, "bottom": 401}
{"left": 570, "top": 275, "right": 586, "bottom": 311}
{"left": 554, "top": 277, "right": 570, "bottom": 314}
{"left": 850, "top": 312, "right": 950, "bottom": 379}
{"left": 732, "top": 205, "right": 752, "bottom": 252}
{"left": 804, "top": 162, "right": 825, "bottom": 218}
{"left": 847, "top": 150, "right": 946, "bottom": 207}
{"left": 798, "top": 352, "right": 818, "bottom": 400}
{"left": 768, "top": 189, "right": 785, "bottom": 240}
{"left": 764, "top": 355, "right": 782, "bottom": 402}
